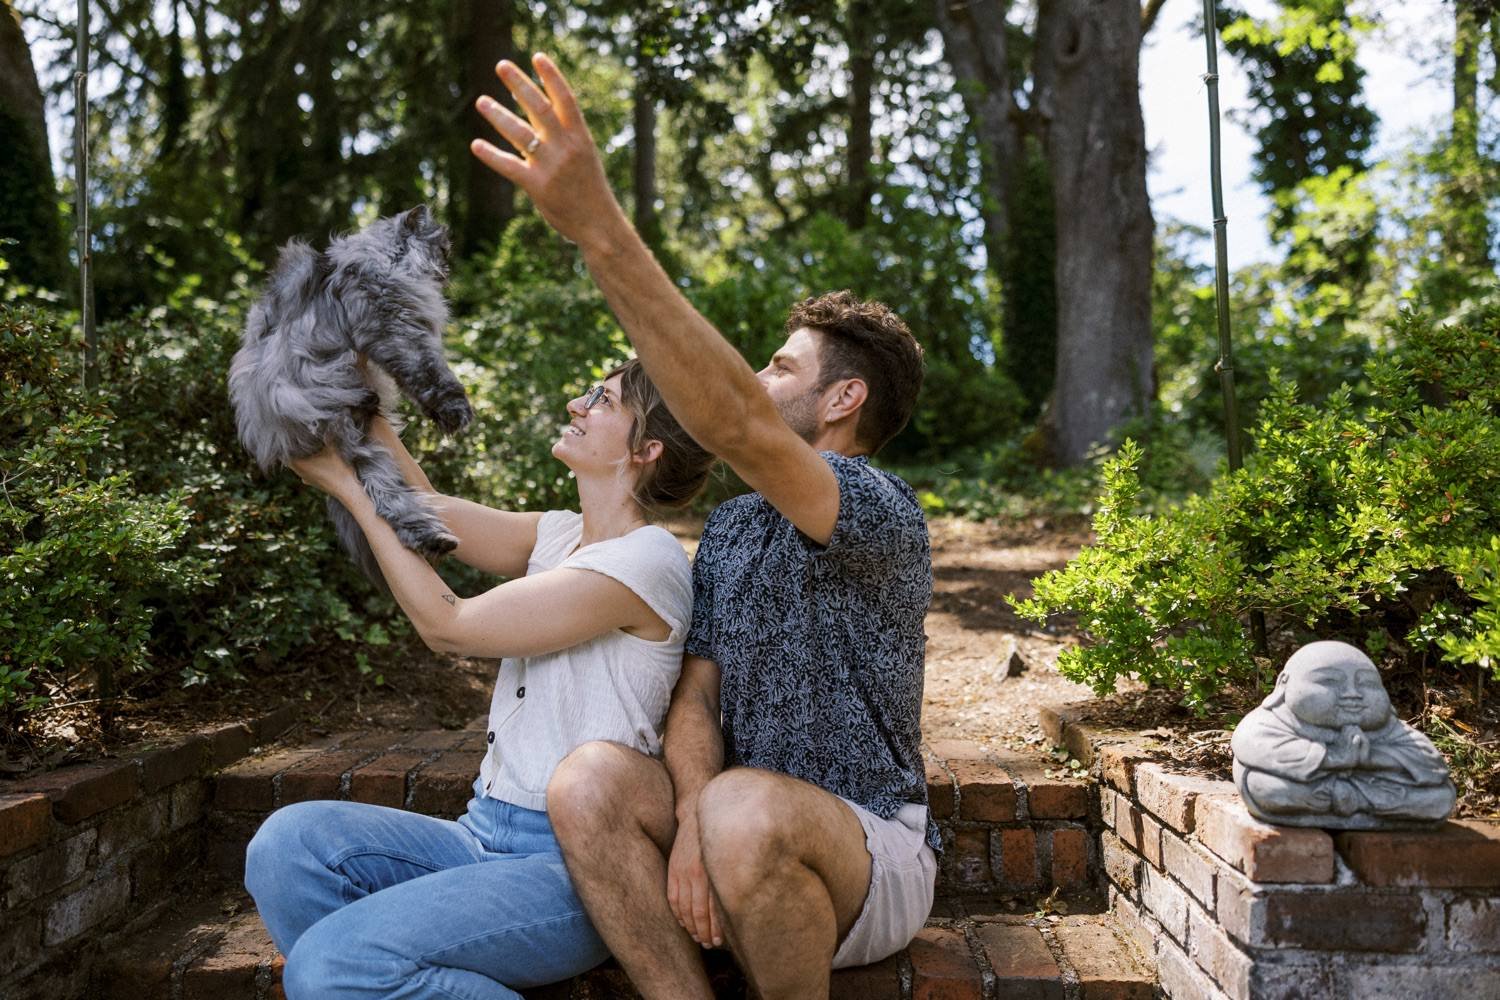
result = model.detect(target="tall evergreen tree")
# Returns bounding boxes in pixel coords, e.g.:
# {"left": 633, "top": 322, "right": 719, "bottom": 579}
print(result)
{"left": 0, "top": 1, "right": 66, "bottom": 291}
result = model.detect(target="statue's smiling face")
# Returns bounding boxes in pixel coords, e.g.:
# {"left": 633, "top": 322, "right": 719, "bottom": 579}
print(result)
{"left": 1285, "top": 659, "right": 1391, "bottom": 730}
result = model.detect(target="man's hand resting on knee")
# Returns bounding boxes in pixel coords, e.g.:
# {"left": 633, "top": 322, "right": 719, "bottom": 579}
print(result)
{"left": 667, "top": 801, "right": 723, "bottom": 948}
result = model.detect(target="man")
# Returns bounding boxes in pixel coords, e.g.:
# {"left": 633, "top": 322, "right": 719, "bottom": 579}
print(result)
{"left": 471, "top": 55, "right": 935, "bottom": 999}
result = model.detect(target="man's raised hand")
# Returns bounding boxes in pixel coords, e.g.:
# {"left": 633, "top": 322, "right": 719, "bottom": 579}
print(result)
{"left": 470, "top": 54, "right": 626, "bottom": 252}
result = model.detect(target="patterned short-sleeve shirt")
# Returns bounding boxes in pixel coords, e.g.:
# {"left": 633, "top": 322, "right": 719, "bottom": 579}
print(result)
{"left": 686, "top": 451, "right": 938, "bottom": 851}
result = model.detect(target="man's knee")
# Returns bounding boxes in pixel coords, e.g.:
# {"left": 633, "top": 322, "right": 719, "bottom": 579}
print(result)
{"left": 548, "top": 740, "right": 653, "bottom": 840}
{"left": 697, "top": 770, "right": 790, "bottom": 884}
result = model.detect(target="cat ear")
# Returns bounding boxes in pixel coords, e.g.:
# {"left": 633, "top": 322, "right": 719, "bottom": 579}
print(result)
{"left": 402, "top": 205, "right": 431, "bottom": 232}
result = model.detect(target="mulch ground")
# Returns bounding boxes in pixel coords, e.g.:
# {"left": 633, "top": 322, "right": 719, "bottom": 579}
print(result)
{"left": 6, "top": 514, "right": 1495, "bottom": 818}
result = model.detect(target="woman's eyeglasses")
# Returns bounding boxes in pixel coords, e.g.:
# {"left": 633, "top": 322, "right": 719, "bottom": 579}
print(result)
{"left": 581, "top": 385, "right": 609, "bottom": 410}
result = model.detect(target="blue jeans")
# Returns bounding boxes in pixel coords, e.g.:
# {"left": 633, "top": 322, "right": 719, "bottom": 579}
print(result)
{"left": 244, "top": 779, "right": 609, "bottom": 999}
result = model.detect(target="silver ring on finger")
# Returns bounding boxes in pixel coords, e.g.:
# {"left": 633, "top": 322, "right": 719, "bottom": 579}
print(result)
{"left": 525, "top": 135, "right": 541, "bottom": 154}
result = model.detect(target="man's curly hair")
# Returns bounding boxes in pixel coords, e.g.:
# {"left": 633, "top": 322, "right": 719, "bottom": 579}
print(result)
{"left": 785, "top": 290, "right": 925, "bottom": 455}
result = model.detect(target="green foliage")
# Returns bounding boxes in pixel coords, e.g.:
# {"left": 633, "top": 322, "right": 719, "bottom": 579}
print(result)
{"left": 1219, "top": 1, "right": 1377, "bottom": 234}
{"left": 1014, "top": 307, "right": 1500, "bottom": 705}
{"left": 0, "top": 307, "right": 209, "bottom": 722}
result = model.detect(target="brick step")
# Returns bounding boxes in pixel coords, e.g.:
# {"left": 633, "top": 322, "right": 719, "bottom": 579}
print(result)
{"left": 96, "top": 881, "right": 1153, "bottom": 1000}
{"left": 207, "top": 725, "right": 1099, "bottom": 898}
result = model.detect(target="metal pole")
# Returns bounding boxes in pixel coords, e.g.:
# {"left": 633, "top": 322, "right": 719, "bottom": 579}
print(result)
{"left": 75, "top": 0, "right": 96, "bottom": 393}
{"left": 1200, "top": 0, "right": 1267, "bottom": 656}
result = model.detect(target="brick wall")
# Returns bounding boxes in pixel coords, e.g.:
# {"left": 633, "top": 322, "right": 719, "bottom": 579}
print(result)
{"left": 1043, "top": 705, "right": 1500, "bottom": 1000}
{"left": 924, "top": 738, "right": 1096, "bottom": 897}
{"left": 0, "top": 707, "right": 294, "bottom": 1000}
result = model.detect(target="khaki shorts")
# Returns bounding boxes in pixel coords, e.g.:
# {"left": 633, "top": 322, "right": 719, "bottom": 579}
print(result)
{"left": 831, "top": 799, "right": 937, "bottom": 969}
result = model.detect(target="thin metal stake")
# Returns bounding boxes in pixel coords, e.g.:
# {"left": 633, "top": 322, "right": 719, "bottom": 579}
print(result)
{"left": 1201, "top": 0, "right": 1268, "bottom": 660}
{"left": 75, "top": 0, "right": 96, "bottom": 393}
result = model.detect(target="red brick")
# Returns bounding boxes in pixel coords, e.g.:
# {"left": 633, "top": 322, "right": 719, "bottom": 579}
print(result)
{"left": 830, "top": 950, "right": 903, "bottom": 999}
{"left": 349, "top": 751, "right": 427, "bottom": 808}
{"left": 1262, "top": 891, "right": 1426, "bottom": 952}
{"left": 0, "top": 793, "right": 52, "bottom": 858}
{"left": 1051, "top": 827, "right": 1090, "bottom": 890}
{"left": 0, "top": 911, "right": 44, "bottom": 984}
{"left": 96, "top": 794, "right": 169, "bottom": 858}
{"left": 398, "top": 730, "right": 469, "bottom": 752}
{"left": 1335, "top": 820, "right": 1500, "bottom": 888}
{"left": 409, "top": 750, "right": 482, "bottom": 816}
{"left": 1101, "top": 831, "right": 1140, "bottom": 896}
{"left": 213, "top": 748, "right": 320, "bottom": 812}
{"left": 250, "top": 702, "right": 298, "bottom": 745}
{"left": 975, "top": 922, "right": 1062, "bottom": 999}
{"left": 999, "top": 827, "right": 1038, "bottom": 887}
{"left": 340, "top": 731, "right": 404, "bottom": 751}
{"left": 1188, "top": 903, "right": 1251, "bottom": 998}
{"left": 1054, "top": 921, "right": 1155, "bottom": 1000}
{"left": 926, "top": 758, "right": 956, "bottom": 820}
{"left": 279, "top": 750, "right": 371, "bottom": 803}
{"left": 927, "top": 737, "right": 992, "bottom": 762}
{"left": 1446, "top": 897, "right": 1500, "bottom": 952}
{"left": 1161, "top": 832, "right": 1216, "bottom": 908}
{"left": 948, "top": 759, "right": 1016, "bottom": 822}
{"left": 951, "top": 828, "right": 992, "bottom": 886}
{"left": 1037, "top": 703, "right": 1086, "bottom": 746}
{"left": 44, "top": 870, "right": 130, "bottom": 945}
{"left": 202, "top": 722, "right": 254, "bottom": 767}
{"left": 1024, "top": 779, "right": 1088, "bottom": 819}
{"left": 181, "top": 913, "right": 276, "bottom": 999}
{"left": 16, "top": 760, "right": 139, "bottom": 824}
{"left": 1098, "top": 744, "right": 1151, "bottom": 795}
{"left": 1139, "top": 812, "right": 1163, "bottom": 870}
{"left": 1115, "top": 794, "right": 1144, "bottom": 851}
{"left": 1195, "top": 794, "right": 1334, "bottom": 883}
{"left": 4, "top": 828, "right": 95, "bottom": 903}
{"left": 1133, "top": 764, "right": 1233, "bottom": 834}
{"left": 137, "top": 736, "right": 207, "bottom": 793}
{"left": 129, "top": 828, "right": 199, "bottom": 899}
{"left": 908, "top": 927, "right": 983, "bottom": 1000}
{"left": 1156, "top": 936, "right": 1229, "bottom": 1000}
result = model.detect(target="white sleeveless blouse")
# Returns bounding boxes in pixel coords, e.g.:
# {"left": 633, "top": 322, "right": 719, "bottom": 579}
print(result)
{"left": 477, "top": 510, "right": 692, "bottom": 811}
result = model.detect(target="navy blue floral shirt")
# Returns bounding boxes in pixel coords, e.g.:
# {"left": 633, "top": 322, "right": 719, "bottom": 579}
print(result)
{"left": 686, "top": 452, "right": 938, "bottom": 851}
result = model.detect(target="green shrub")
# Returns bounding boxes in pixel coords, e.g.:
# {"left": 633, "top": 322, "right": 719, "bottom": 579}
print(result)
{"left": 1014, "top": 306, "right": 1500, "bottom": 706}
{"left": 0, "top": 307, "right": 211, "bottom": 723}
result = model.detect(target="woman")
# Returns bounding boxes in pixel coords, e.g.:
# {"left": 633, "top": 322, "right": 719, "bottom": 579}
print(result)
{"left": 244, "top": 358, "right": 714, "bottom": 1000}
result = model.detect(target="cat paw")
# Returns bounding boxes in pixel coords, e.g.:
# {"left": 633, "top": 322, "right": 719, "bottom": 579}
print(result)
{"left": 419, "top": 531, "right": 459, "bottom": 557}
{"left": 430, "top": 398, "right": 474, "bottom": 435}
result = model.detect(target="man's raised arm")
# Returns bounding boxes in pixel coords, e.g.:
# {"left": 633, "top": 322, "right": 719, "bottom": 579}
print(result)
{"left": 470, "top": 55, "right": 841, "bottom": 544}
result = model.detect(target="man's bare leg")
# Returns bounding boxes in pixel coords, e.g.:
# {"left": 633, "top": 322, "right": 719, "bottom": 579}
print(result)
{"left": 696, "top": 768, "right": 873, "bottom": 1000}
{"left": 547, "top": 741, "right": 713, "bottom": 1000}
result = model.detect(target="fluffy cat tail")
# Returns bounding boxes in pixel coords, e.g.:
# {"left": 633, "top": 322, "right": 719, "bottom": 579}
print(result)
{"left": 326, "top": 495, "right": 391, "bottom": 596}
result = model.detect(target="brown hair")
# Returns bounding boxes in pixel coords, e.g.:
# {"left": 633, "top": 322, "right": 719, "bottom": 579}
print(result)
{"left": 607, "top": 358, "right": 716, "bottom": 513}
{"left": 785, "top": 290, "right": 925, "bottom": 455}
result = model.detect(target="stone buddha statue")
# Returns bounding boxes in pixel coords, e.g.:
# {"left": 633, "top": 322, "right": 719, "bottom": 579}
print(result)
{"left": 1231, "top": 641, "right": 1455, "bottom": 829}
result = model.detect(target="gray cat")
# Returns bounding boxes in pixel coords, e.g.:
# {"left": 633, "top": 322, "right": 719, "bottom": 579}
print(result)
{"left": 228, "top": 205, "right": 473, "bottom": 590}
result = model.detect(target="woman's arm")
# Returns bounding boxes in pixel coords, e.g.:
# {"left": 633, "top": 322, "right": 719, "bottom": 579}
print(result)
{"left": 293, "top": 448, "right": 661, "bottom": 657}
{"left": 369, "top": 414, "right": 540, "bottom": 579}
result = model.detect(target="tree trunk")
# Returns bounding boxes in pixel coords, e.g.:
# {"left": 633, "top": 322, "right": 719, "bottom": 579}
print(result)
{"left": 1449, "top": 0, "right": 1492, "bottom": 268}
{"left": 161, "top": 1, "right": 190, "bottom": 159}
{"left": 456, "top": 0, "right": 518, "bottom": 257}
{"left": 845, "top": 0, "right": 875, "bottom": 229}
{"left": 0, "top": 0, "right": 65, "bottom": 290}
{"left": 1034, "top": 0, "right": 1155, "bottom": 465}
{"left": 632, "top": 63, "right": 660, "bottom": 247}
{"left": 932, "top": 0, "right": 1018, "bottom": 259}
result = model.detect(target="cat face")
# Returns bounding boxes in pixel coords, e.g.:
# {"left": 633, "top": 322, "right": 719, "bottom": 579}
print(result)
{"left": 352, "top": 205, "right": 450, "bottom": 285}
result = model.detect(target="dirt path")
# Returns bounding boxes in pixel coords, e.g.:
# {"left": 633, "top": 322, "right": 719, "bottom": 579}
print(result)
{"left": 918, "top": 516, "right": 1098, "bottom": 752}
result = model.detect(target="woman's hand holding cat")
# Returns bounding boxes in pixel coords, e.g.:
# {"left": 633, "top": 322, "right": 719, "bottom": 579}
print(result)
{"left": 288, "top": 446, "right": 359, "bottom": 499}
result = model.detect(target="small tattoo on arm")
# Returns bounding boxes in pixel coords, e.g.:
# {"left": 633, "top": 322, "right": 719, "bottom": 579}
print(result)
{"left": 441, "top": 593, "right": 456, "bottom": 606}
